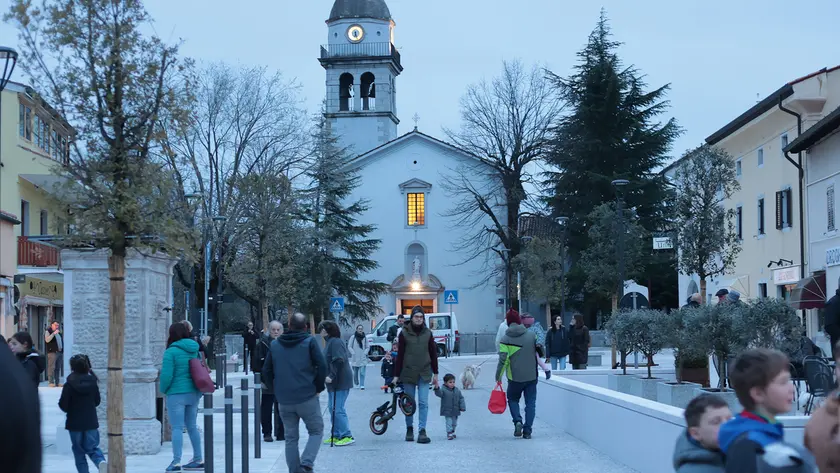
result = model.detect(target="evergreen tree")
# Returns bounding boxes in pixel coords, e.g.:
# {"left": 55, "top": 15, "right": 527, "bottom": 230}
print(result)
{"left": 299, "top": 116, "right": 389, "bottom": 327}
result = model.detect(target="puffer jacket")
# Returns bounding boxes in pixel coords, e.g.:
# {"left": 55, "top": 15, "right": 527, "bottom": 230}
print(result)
{"left": 433, "top": 384, "right": 465, "bottom": 417}
{"left": 159, "top": 338, "right": 200, "bottom": 395}
{"left": 672, "top": 430, "right": 725, "bottom": 473}
{"left": 347, "top": 333, "right": 369, "bottom": 367}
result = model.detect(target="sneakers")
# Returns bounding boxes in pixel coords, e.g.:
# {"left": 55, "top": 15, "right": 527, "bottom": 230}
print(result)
{"left": 523, "top": 431, "right": 532, "bottom": 440}
{"left": 405, "top": 427, "right": 414, "bottom": 442}
{"left": 360, "top": 386, "right": 365, "bottom": 390}
{"left": 165, "top": 464, "right": 182, "bottom": 472}
{"left": 264, "top": 435, "right": 274, "bottom": 442}
{"left": 301, "top": 467, "right": 314, "bottom": 473}
{"left": 323, "top": 437, "right": 336, "bottom": 445}
{"left": 514, "top": 421, "right": 523, "bottom": 438}
{"left": 447, "top": 432, "right": 454, "bottom": 440}
{"left": 335, "top": 436, "right": 355, "bottom": 446}
{"left": 417, "top": 429, "right": 430, "bottom": 444}
{"left": 183, "top": 460, "right": 204, "bottom": 471}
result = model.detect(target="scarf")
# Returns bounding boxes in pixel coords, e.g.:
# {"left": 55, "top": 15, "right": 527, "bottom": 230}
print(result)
{"left": 354, "top": 331, "right": 364, "bottom": 349}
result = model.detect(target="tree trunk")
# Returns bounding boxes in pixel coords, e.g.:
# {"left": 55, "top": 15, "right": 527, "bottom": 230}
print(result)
{"left": 107, "top": 253, "right": 126, "bottom": 473}
{"left": 611, "top": 292, "right": 618, "bottom": 369}
{"left": 700, "top": 278, "right": 707, "bottom": 305}
{"left": 261, "top": 298, "right": 269, "bottom": 330}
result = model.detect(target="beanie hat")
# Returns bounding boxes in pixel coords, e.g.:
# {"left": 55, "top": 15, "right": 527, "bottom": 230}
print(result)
{"left": 410, "top": 305, "right": 425, "bottom": 317}
{"left": 727, "top": 290, "right": 741, "bottom": 303}
{"left": 506, "top": 309, "right": 521, "bottom": 326}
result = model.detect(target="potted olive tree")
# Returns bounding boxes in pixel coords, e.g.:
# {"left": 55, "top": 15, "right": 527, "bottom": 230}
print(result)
{"left": 606, "top": 309, "right": 637, "bottom": 394}
{"left": 627, "top": 309, "right": 670, "bottom": 401}
{"left": 687, "top": 302, "right": 745, "bottom": 412}
{"left": 657, "top": 306, "right": 706, "bottom": 407}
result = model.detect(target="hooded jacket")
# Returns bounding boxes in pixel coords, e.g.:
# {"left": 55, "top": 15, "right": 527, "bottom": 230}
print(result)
{"left": 58, "top": 372, "right": 101, "bottom": 431}
{"left": 496, "top": 323, "right": 538, "bottom": 383}
{"left": 262, "top": 330, "right": 327, "bottom": 406}
{"left": 719, "top": 412, "right": 816, "bottom": 473}
{"left": 672, "top": 430, "right": 725, "bottom": 473}
{"left": 160, "top": 338, "right": 200, "bottom": 396}
{"left": 545, "top": 326, "right": 571, "bottom": 358}
{"left": 17, "top": 350, "right": 45, "bottom": 389}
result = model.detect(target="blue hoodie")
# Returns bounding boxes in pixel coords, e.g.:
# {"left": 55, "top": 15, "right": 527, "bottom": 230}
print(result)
{"left": 719, "top": 412, "right": 815, "bottom": 473}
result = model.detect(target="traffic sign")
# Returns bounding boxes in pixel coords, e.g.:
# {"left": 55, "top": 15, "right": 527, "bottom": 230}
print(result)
{"left": 444, "top": 290, "right": 459, "bottom": 305}
{"left": 330, "top": 297, "right": 345, "bottom": 313}
{"left": 653, "top": 237, "right": 674, "bottom": 250}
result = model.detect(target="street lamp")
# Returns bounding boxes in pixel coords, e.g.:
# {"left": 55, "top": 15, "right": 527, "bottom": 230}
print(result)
{"left": 611, "top": 179, "right": 629, "bottom": 369}
{"left": 555, "top": 216, "right": 569, "bottom": 323}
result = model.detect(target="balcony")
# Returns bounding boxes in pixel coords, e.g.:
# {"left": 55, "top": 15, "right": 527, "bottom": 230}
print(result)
{"left": 18, "top": 236, "right": 60, "bottom": 267}
{"left": 319, "top": 42, "right": 401, "bottom": 69}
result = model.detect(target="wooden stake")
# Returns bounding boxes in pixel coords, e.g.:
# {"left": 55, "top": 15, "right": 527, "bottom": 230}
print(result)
{"left": 107, "top": 254, "right": 126, "bottom": 473}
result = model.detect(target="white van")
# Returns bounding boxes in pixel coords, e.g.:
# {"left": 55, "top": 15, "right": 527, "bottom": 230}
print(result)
{"left": 367, "top": 313, "right": 459, "bottom": 361}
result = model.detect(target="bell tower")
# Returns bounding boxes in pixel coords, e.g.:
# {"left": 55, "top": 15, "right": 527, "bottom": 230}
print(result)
{"left": 320, "top": 0, "right": 402, "bottom": 156}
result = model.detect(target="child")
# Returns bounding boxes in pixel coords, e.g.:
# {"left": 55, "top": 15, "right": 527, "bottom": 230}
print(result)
{"left": 718, "top": 348, "right": 815, "bottom": 473}
{"left": 381, "top": 351, "right": 395, "bottom": 392}
{"left": 673, "top": 394, "right": 732, "bottom": 473}
{"left": 59, "top": 354, "right": 107, "bottom": 473}
{"left": 535, "top": 344, "right": 552, "bottom": 380}
{"left": 433, "top": 373, "right": 466, "bottom": 440}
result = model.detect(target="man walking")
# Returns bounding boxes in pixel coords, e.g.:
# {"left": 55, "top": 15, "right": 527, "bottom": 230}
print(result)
{"left": 243, "top": 321, "right": 258, "bottom": 375}
{"left": 262, "top": 313, "right": 326, "bottom": 473}
{"left": 386, "top": 313, "right": 404, "bottom": 343}
{"left": 392, "top": 306, "right": 439, "bottom": 444}
{"left": 45, "top": 320, "right": 63, "bottom": 387}
{"left": 253, "top": 321, "right": 284, "bottom": 442}
{"left": 496, "top": 310, "right": 539, "bottom": 439}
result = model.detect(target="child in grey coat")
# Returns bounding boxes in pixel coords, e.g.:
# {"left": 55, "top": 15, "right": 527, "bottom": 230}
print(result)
{"left": 433, "top": 373, "right": 466, "bottom": 440}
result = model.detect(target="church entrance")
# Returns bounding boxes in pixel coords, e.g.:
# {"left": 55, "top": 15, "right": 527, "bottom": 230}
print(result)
{"left": 400, "top": 298, "right": 434, "bottom": 315}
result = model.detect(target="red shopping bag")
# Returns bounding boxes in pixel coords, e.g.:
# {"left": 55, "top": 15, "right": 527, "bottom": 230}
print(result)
{"left": 488, "top": 381, "right": 507, "bottom": 414}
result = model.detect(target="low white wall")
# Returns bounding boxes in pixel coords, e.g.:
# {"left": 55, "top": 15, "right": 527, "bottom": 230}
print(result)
{"left": 539, "top": 376, "right": 809, "bottom": 473}
{"left": 555, "top": 367, "right": 676, "bottom": 390}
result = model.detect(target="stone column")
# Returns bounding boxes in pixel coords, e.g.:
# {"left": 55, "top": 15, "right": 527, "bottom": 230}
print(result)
{"left": 62, "top": 249, "right": 176, "bottom": 455}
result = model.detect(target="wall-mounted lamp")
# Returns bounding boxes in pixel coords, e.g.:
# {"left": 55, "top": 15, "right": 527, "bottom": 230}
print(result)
{"left": 767, "top": 259, "right": 794, "bottom": 268}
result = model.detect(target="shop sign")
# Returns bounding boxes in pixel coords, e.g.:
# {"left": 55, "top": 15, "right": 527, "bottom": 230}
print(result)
{"left": 826, "top": 247, "right": 840, "bottom": 267}
{"left": 773, "top": 267, "right": 800, "bottom": 285}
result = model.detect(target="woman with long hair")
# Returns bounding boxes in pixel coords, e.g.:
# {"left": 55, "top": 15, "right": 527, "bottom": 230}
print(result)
{"left": 8, "top": 331, "right": 45, "bottom": 388}
{"left": 545, "top": 315, "right": 571, "bottom": 371}
{"left": 160, "top": 322, "right": 203, "bottom": 471}
{"left": 319, "top": 320, "right": 354, "bottom": 446}
{"left": 569, "top": 314, "right": 591, "bottom": 370}
{"left": 347, "top": 324, "right": 369, "bottom": 390}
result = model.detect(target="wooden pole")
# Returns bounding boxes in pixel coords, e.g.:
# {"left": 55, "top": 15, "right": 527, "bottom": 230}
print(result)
{"left": 107, "top": 254, "right": 126, "bottom": 473}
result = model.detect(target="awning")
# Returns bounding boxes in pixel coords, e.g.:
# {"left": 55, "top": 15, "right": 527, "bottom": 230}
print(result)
{"left": 19, "top": 173, "right": 67, "bottom": 194}
{"left": 714, "top": 275, "right": 751, "bottom": 299}
{"left": 791, "top": 272, "right": 827, "bottom": 310}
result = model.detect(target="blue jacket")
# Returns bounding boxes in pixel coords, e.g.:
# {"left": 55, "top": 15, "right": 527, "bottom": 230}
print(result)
{"left": 262, "top": 331, "right": 327, "bottom": 406}
{"left": 160, "top": 339, "right": 200, "bottom": 396}
{"left": 719, "top": 412, "right": 815, "bottom": 473}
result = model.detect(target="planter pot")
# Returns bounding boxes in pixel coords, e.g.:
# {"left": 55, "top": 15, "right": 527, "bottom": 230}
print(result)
{"left": 608, "top": 374, "right": 636, "bottom": 394}
{"left": 694, "top": 387, "right": 741, "bottom": 413}
{"left": 628, "top": 376, "right": 664, "bottom": 401}
{"left": 657, "top": 382, "right": 701, "bottom": 408}
{"left": 679, "top": 366, "right": 710, "bottom": 387}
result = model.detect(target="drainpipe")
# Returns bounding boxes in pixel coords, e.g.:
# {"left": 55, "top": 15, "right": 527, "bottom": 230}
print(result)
{"left": 778, "top": 98, "right": 806, "bottom": 281}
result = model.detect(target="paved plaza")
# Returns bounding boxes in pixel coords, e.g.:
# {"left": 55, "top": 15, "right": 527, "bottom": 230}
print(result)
{"left": 41, "top": 355, "right": 637, "bottom": 472}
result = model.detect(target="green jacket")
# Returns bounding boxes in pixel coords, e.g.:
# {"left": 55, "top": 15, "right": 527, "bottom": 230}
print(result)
{"left": 496, "top": 323, "right": 538, "bottom": 383}
{"left": 160, "top": 338, "right": 200, "bottom": 396}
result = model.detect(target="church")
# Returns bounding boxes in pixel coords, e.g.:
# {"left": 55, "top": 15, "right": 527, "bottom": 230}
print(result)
{"left": 321, "top": 0, "right": 505, "bottom": 333}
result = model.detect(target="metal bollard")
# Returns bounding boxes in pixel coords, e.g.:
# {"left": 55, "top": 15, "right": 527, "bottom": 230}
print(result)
{"left": 215, "top": 354, "right": 223, "bottom": 388}
{"left": 241, "top": 378, "right": 249, "bottom": 473}
{"left": 254, "top": 372, "right": 261, "bottom": 458}
{"left": 225, "top": 385, "right": 233, "bottom": 473}
{"left": 203, "top": 393, "right": 214, "bottom": 473}
{"left": 474, "top": 335, "right": 478, "bottom": 355}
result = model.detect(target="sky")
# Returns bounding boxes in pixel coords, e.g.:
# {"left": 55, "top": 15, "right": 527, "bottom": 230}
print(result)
{"left": 1, "top": 0, "right": 839, "bottom": 165}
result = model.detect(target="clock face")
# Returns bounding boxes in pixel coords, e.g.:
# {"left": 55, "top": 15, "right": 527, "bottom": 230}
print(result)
{"left": 347, "top": 25, "right": 365, "bottom": 43}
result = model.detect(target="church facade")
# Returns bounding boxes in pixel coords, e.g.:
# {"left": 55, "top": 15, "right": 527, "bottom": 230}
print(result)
{"left": 321, "top": 0, "right": 505, "bottom": 333}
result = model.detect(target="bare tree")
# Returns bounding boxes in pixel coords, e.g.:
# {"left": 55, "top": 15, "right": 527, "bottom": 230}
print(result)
{"left": 441, "top": 60, "right": 563, "bottom": 297}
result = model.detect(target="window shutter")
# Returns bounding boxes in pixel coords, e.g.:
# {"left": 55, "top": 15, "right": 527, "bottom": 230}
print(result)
{"left": 775, "top": 191, "right": 783, "bottom": 230}
{"left": 828, "top": 186, "right": 836, "bottom": 232}
{"left": 785, "top": 189, "right": 793, "bottom": 228}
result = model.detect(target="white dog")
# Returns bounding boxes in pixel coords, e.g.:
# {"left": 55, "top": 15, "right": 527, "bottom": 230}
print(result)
{"left": 460, "top": 364, "right": 481, "bottom": 390}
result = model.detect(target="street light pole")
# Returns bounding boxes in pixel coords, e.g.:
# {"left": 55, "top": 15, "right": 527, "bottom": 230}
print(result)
{"left": 611, "top": 179, "right": 630, "bottom": 369}
{"left": 556, "top": 217, "right": 569, "bottom": 324}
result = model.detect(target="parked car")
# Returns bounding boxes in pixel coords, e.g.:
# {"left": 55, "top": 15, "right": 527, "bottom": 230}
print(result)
{"left": 367, "top": 313, "right": 459, "bottom": 361}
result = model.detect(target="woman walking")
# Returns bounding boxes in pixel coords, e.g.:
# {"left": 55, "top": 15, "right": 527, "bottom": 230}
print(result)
{"left": 348, "top": 324, "right": 369, "bottom": 390}
{"left": 545, "top": 315, "right": 571, "bottom": 371}
{"left": 320, "top": 321, "right": 355, "bottom": 446}
{"left": 160, "top": 323, "right": 204, "bottom": 471}
{"left": 8, "top": 331, "right": 45, "bottom": 389}
{"left": 569, "top": 314, "right": 591, "bottom": 370}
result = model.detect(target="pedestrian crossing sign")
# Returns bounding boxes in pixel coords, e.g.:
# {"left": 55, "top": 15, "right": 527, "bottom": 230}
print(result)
{"left": 444, "top": 290, "right": 459, "bottom": 305}
{"left": 330, "top": 297, "right": 345, "bottom": 313}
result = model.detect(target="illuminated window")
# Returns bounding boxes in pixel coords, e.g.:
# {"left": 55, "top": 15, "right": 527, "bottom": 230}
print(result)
{"left": 407, "top": 192, "right": 425, "bottom": 226}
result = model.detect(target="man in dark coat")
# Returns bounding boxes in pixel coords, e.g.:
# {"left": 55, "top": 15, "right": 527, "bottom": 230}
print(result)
{"left": 824, "top": 287, "right": 840, "bottom": 358}
{"left": 243, "top": 321, "right": 258, "bottom": 375}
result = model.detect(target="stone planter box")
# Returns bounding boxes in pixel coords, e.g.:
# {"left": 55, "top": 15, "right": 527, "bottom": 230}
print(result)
{"left": 657, "top": 381, "right": 701, "bottom": 408}
{"left": 694, "top": 387, "right": 742, "bottom": 413}
{"left": 629, "top": 376, "right": 665, "bottom": 401}
{"left": 588, "top": 354, "right": 603, "bottom": 367}
{"left": 608, "top": 374, "right": 636, "bottom": 394}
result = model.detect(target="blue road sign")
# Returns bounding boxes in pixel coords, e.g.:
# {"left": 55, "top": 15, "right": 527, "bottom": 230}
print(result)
{"left": 444, "top": 290, "right": 459, "bottom": 305}
{"left": 330, "top": 297, "right": 345, "bottom": 313}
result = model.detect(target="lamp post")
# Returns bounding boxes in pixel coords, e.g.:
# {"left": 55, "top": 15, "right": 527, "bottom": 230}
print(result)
{"left": 611, "top": 179, "right": 629, "bottom": 369}
{"left": 556, "top": 217, "right": 569, "bottom": 323}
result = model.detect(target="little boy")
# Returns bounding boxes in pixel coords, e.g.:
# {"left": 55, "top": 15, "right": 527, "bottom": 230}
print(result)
{"left": 718, "top": 348, "right": 814, "bottom": 473}
{"left": 673, "top": 394, "right": 732, "bottom": 473}
{"left": 59, "top": 354, "right": 107, "bottom": 473}
{"left": 381, "top": 351, "right": 395, "bottom": 392}
{"left": 433, "top": 373, "right": 466, "bottom": 440}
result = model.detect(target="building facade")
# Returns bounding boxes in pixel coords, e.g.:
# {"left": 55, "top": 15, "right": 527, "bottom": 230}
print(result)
{"left": 322, "top": 0, "right": 504, "bottom": 333}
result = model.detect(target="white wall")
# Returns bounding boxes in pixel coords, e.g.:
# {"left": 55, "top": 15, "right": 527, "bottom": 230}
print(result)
{"left": 806, "top": 131, "right": 840, "bottom": 296}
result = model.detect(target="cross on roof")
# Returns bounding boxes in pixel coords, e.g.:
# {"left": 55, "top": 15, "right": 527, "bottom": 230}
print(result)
{"left": 412, "top": 113, "right": 420, "bottom": 130}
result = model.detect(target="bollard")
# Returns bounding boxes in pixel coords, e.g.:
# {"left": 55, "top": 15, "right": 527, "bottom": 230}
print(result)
{"left": 241, "top": 378, "right": 249, "bottom": 473}
{"left": 254, "top": 372, "right": 261, "bottom": 458}
{"left": 215, "top": 354, "right": 224, "bottom": 388}
{"left": 203, "top": 393, "right": 214, "bottom": 473}
{"left": 225, "top": 385, "right": 233, "bottom": 473}
{"left": 474, "top": 335, "right": 478, "bottom": 355}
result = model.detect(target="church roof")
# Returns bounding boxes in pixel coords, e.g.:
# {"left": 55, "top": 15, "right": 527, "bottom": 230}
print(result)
{"left": 345, "top": 129, "right": 487, "bottom": 167}
{"left": 328, "top": 0, "right": 392, "bottom": 22}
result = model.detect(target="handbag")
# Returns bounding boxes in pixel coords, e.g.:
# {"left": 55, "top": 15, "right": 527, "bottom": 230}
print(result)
{"left": 189, "top": 353, "right": 215, "bottom": 393}
{"left": 488, "top": 381, "right": 507, "bottom": 414}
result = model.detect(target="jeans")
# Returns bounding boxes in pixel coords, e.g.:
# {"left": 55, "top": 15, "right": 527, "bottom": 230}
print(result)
{"left": 69, "top": 429, "right": 105, "bottom": 473}
{"left": 167, "top": 392, "right": 202, "bottom": 465}
{"left": 327, "top": 389, "right": 351, "bottom": 439}
{"left": 550, "top": 356, "right": 567, "bottom": 370}
{"left": 444, "top": 416, "right": 458, "bottom": 434}
{"left": 279, "top": 396, "right": 324, "bottom": 473}
{"left": 352, "top": 365, "right": 366, "bottom": 388}
{"left": 403, "top": 379, "right": 430, "bottom": 430}
{"left": 507, "top": 379, "right": 537, "bottom": 433}
{"left": 261, "top": 392, "right": 284, "bottom": 439}
{"left": 48, "top": 351, "right": 63, "bottom": 384}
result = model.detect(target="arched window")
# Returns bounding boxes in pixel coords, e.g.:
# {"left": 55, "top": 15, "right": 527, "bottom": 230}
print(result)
{"left": 360, "top": 72, "right": 375, "bottom": 111}
{"left": 339, "top": 73, "right": 354, "bottom": 112}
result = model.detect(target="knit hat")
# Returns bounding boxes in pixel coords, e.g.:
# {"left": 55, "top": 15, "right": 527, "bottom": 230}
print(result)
{"left": 506, "top": 309, "right": 521, "bottom": 326}
{"left": 410, "top": 305, "right": 425, "bottom": 317}
{"left": 727, "top": 290, "right": 741, "bottom": 303}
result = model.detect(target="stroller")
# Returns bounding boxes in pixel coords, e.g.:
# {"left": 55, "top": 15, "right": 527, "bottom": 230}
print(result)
{"left": 369, "top": 383, "right": 416, "bottom": 435}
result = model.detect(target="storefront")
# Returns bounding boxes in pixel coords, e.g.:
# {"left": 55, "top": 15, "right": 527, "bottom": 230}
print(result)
{"left": 16, "top": 275, "right": 63, "bottom": 354}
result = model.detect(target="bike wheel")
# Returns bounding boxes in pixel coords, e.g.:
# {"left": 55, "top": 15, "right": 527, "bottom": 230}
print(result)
{"left": 370, "top": 412, "right": 388, "bottom": 435}
{"left": 399, "top": 393, "right": 416, "bottom": 417}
